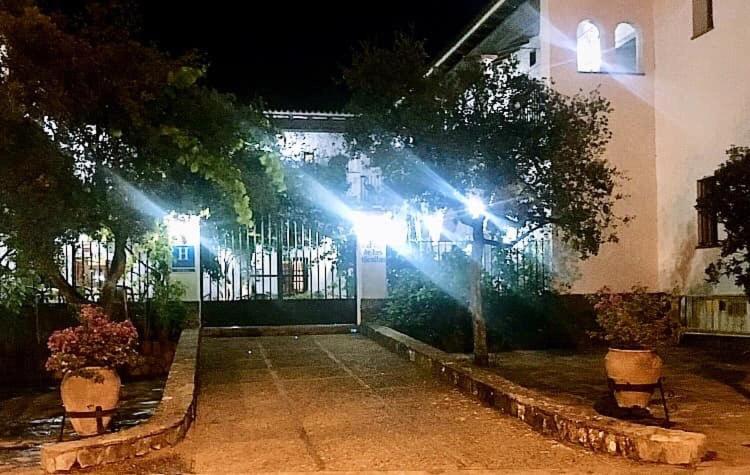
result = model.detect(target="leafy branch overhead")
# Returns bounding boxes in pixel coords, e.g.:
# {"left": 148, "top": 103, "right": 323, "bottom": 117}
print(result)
{"left": 701, "top": 146, "right": 750, "bottom": 296}
{"left": 0, "top": 0, "right": 285, "bottom": 307}
{"left": 342, "top": 34, "right": 623, "bottom": 365}
{"left": 343, "top": 35, "right": 625, "bottom": 256}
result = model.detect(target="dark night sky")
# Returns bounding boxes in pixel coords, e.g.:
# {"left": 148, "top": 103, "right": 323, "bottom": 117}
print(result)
{"left": 138, "top": 1, "right": 488, "bottom": 111}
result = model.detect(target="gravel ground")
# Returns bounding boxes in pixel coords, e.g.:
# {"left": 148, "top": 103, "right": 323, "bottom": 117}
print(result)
{"left": 59, "top": 334, "right": 695, "bottom": 474}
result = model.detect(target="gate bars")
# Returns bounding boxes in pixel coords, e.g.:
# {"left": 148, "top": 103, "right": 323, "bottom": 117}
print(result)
{"left": 202, "top": 217, "right": 355, "bottom": 301}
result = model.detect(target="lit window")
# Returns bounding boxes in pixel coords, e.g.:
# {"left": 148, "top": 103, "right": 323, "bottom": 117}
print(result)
{"left": 693, "top": 0, "right": 714, "bottom": 39}
{"left": 577, "top": 20, "right": 602, "bottom": 73}
{"left": 614, "top": 23, "right": 638, "bottom": 73}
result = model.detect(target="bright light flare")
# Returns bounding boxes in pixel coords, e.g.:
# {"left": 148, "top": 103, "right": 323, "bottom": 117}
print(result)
{"left": 422, "top": 210, "right": 445, "bottom": 242}
{"left": 466, "top": 195, "right": 487, "bottom": 218}
{"left": 352, "top": 212, "right": 407, "bottom": 247}
{"left": 165, "top": 213, "right": 200, "bottom": 245}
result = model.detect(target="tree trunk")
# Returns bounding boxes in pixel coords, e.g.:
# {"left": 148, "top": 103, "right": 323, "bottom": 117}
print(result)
{"left": 469, "top": 219, "right": 489, "bottom": 366}
{"left": 101, "top": 234, "right": 127, "bottom": 318}
{"left": 45, "top": 266, "right": 88, "bottom": 305}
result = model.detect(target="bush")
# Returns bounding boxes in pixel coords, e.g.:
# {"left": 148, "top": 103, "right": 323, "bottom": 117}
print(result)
{"left": 486, "top": 291, "right": 578, "bottom": 350}
{"left": 382, "top": 247, "right": 577, "bottom": 352}
{"left": 700, "top": 147, "right": 750, "bottom": 296}
{"left": 587, "top": 286, "right": 682, "bottom": 351}
{"left": 383, "top": 267, "right": 473, "bottom": 353}
{"left": 46, "top": 305, "right": 140, "bottom": 375}
{"left": 382, "top": 249, "right": 472, "bottom": 353}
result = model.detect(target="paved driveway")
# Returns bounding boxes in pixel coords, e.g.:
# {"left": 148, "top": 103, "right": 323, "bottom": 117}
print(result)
{"left": 93, "top": 334, "right": 685, "bottom": 473}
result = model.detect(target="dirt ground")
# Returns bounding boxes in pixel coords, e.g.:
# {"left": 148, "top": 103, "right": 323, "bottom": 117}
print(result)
{"left": 35, "top": 334, "right": 697, "bottom": 474}
{"left": 483, "top": 347, "right": 750, "bottom": 471}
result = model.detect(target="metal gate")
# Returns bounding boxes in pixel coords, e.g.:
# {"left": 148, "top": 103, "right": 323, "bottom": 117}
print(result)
{"left": 201, "top": 217, "right": 356, "bottom": 326}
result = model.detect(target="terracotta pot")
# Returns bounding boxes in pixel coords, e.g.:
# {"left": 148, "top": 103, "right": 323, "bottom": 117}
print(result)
{"left": 60, "top": 367, "right": 121, "bottom": 436}
{"left": 604, "top": 348, "right": 662, "bottom": 409}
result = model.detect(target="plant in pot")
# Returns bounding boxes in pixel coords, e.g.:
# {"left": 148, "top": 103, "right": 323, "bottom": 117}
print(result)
{"left": 588, "top": 286, "right": 682, "bottom": 409}
{"left": 46, "top": 305, "right": 141, "bottom": 436}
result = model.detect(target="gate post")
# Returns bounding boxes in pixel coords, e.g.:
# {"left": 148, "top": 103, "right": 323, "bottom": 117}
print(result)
{"left": 355, "top": 235, "right": 388, "bottom": 325}
{"left": 166, "top": 214, "right": 202, "bottom": 325}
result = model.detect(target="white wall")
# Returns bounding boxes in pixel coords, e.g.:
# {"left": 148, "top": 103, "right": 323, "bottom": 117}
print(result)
{"left": 653, "top": 0, "right": 750, "bottom": 295}
{"left": 541, "top": 0, "right": 659, "bottom": 293}
{"left": 279, "top": 131, "right": 348, "bottom": 162}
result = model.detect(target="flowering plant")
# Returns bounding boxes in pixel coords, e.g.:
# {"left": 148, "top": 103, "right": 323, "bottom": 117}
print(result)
{"left": 46, "top": 305, "right": 141, "bottom": 375}
{"left": 588, "top": 286, "right": 682, "bottom": 351}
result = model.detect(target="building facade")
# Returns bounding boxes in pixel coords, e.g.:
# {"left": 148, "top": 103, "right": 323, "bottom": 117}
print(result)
{"left": 434, "top": 0, "right": 749, "bottom": 333}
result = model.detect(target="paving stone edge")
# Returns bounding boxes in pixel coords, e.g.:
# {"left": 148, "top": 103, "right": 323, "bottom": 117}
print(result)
{"left": 363, "top": 324, "right": 707, "bottom": 466}
{"left": 39, "top": 328, "right": 200, "bottom": 473}
{"left": 201, "top": 323, "right": 356, "bottom": 337}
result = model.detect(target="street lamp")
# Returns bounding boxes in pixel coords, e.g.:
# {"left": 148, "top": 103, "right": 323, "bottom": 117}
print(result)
{"left": 466, "top": 195, "right": 486, "bottom": 219}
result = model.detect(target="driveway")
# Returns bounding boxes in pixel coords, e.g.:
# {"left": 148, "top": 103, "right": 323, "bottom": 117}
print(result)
{"left": 86, "top": 334, "right": 684, "bottom": 473}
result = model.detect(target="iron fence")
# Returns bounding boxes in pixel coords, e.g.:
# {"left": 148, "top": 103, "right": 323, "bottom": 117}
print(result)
{"left": 403, "top": 238, "right": 553, "bottom": 294}
{"left": 202, "top": 217, "right": 356, "bottom": 301}
{"left": 38, "top": 239, "right": 156, "bottom": 303}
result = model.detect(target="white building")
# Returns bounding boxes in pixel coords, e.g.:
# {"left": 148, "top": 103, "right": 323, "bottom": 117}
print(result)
{"left": 268, "top": 110, "right": 382, "bottom": 202}
{"left": 433, "top": 0, "right": 749, "bottom": 334}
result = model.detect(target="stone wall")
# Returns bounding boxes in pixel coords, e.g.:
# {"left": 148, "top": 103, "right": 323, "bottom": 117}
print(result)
{"left": 363, "top": 324, "right": 707, "bottom": 465}
{"left": 0, "top": 303, "right": 191, "bottom": 385}
{"left": 40, "top": 328, "right": 200, "bottom": 473}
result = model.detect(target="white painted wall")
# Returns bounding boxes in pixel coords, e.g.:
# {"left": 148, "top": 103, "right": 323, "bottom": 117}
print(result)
{"left": 540, "top": 0, "right": 659, "bottom": 293}
{"left": 653, "top": 0, "right": 750, "bottom": 296}
{"left": 279, "top": 131, "right": 348, "bottom": 162}
{"left": 278, "top": 130, "right": 382, "bottom": 201}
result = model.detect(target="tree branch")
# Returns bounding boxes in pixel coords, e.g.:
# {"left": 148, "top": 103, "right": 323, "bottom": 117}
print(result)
{"left": 101, "top": 232, "right": 128, "bottom": 312}
{"left": 48, "top": 272, "right": 89, "bottom": 305}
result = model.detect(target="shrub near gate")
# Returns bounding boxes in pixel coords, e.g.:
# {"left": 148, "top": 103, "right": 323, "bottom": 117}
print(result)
{"left": 381, "top": 249, "right": 576, "bottom": 352}
{"left": 383, "top": 252, "right": 473, "bottom": 353}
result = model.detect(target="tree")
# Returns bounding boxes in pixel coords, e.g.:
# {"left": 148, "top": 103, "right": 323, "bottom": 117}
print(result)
{"left": 0, "top": 0, "right": 285, "bottom": 313}
{"left": 701, "top": 146, "right": 750, "bottom": 296}
{"left": 342, "top": 35, "right": 624, "bottom": 365}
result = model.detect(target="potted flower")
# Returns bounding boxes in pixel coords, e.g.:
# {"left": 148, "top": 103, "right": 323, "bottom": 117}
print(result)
{"left": 46, "top": 305, "right": 141, "bottom": 436}
{"left": 588, "top": 286, "right": 682, "bottom": 409}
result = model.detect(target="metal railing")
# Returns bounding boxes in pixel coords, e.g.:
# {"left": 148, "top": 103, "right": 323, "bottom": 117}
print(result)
{"left": 202, "top": 217, "right": 355, "bottom": 301}
{"left": 40, "top": 239, "right": 155, "bottom": 303}
{"left": 402, "top": 238, "right": 553, "bottom": 294}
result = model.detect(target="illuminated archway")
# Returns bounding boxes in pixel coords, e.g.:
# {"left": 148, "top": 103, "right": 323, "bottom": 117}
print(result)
{"left": 577, "top": 20, "right": 602, "bottom": 73}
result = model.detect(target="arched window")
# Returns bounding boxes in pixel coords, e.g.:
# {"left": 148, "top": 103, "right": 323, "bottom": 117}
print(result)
{"left": 577, "top": 20, "right": 602, "bottom": 73}
{"left": 615, "top": 23, "right": 638, "bottom": 73}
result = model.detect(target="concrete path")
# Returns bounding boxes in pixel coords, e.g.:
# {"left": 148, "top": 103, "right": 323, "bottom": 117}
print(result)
{"left": 92, "top": 334, "right": 687, "bottom": 473}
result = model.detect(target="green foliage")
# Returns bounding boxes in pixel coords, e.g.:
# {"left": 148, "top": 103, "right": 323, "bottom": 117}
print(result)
{"left": 588, "top": 286, "right": 682, "bottom": 351}
{"left": 130, "top": 226, "right": 186, "bottom": 331}
{"left": 0, "top": 267, "right": 37, "bottom": 315}
{"left": 383, "top": 249, "right": 577, "bottom": 351}
{"left": 344, "top": 34, "right": 620, "bottom": 360}
{"left": 701, "top": 147, "right": 750, "bottom": 296}
{"left": 0, "top": 1, "right": 284, "bottom": 304}
{"left": 343, "top": 34, "right": 622, "bottom": 255}
{"left": 382, "top": 250, "right": 473, "bottom": 352}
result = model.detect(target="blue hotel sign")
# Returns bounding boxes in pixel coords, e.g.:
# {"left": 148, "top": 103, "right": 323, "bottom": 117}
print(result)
{"left": 171, "top": 245, "right": 195, "bottom": 272}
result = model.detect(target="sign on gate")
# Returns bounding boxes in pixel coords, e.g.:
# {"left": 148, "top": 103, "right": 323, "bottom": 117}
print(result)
{"left": 166, "top": 214, "right": 201, "bottom": 302}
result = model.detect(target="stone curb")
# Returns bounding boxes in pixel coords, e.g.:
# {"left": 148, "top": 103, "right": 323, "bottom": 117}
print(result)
{"left": 39, "top": 328, "right": 201, "bottom": 473}
{"left": 201, "top": 324, "right": 357, "bottom": 338}
{"left": 363, "top": 324, "right": 707, "bottom": 466}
